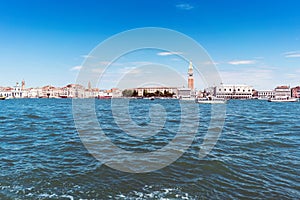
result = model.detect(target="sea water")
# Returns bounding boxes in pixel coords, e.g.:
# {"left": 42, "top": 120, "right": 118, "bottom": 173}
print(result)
{"left": 0, "top": 99, "right": 299, "bottom": 199}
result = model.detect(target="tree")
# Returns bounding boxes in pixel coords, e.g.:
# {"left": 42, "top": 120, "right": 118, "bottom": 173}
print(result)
{"left": 132, "top": 90, "right": 138, "bottom": 97}
{"left": 163, "top": 90, "right": 172, "bottom": 97}
{"left": 154, "top": 90, "right": 160, "bottom": 97}
{"left": 143, "top": 90, "right": 148, "bottom": 97}
{"left": 122, "top": 89, "right": 133, "bottom": 97}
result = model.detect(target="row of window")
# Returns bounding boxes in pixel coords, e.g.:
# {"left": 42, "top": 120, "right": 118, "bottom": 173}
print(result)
{"left": 217, "top": 93, "right": 252, "bottom": 96}
{"left": 0, "top": 93, "right": 22, "bottom": 97}
{"left": 258, "top": 92, "right": 274, "bottom": 95}
{"left": 217, "top": 96, "right": 252, "bottom": 99}
{"left": 219, "top": 88, "right": 251, "bottom": 92}
{"left": 217, "top": 94, "right": 252, "bottom": 96}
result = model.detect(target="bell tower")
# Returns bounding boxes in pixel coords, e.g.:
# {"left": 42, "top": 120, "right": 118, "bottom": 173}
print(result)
{"left": 188, "top": 61, "right": 194, "bottom": 90}
{"left": 21, "top": 80, "right": 25, "bottom": 90}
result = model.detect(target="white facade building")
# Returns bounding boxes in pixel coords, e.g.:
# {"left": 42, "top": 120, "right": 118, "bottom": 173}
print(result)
{"left": 26, "top": 88, "right": 43, "bottom": 98}
{"left": 0, "top": 81, "right": 107, "bottom": 99}
{"left": 0, "top": 89, "right": 12, "bottom": 98}
{"left": 61, "top": 84, "right": 85, "bottom": 98}
{"left": 98, "top": 88, "right": 122, "bottom": 98}
{"left": 257, "top": 90, "right": 275, "bottom": 99}
{"left": 213, "top": 84, "right": 254, "bottom": 99}
{"left": 274, "top": 86, "right": 291, "bottom": 98}
{"left": 12, "top": 82, "right": 23, "bottom": 98}
{"left": 177, "top": 88, "right": 192, "bottom": 99}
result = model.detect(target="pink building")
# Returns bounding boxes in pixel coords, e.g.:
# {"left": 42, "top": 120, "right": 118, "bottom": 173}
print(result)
{"left": 291, "top": 86, "right": 300, "bottom": 98}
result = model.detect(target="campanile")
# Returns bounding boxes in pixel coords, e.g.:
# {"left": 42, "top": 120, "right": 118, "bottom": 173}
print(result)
{"left": 188, "top": 61, "right": 194, "bottom": 90}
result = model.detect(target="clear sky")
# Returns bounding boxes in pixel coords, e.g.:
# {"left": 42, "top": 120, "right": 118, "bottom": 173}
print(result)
{"left": 0, "top": 0, "right": 299, "bottom": 90}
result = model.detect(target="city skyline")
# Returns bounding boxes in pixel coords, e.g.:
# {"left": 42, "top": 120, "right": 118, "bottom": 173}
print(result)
{"left": 0, "top": 0, "right": 300, "bottom": 90}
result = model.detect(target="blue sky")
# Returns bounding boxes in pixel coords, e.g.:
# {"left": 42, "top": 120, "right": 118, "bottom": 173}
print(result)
{"left": 0, "top": 0, "right": 299, "bottom": 90}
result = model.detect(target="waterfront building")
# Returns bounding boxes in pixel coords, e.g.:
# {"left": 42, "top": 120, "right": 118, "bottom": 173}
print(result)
{"left": 61, "top": 84, "right": 85, "bottom": 98}
{"left": 12, "top": 82, "right": 23, "bottom": 98}
{"left": 0, "top": 87, "right": 13, "bottom": 98}
{"left": 274, "top": 86, "right": 291, "bottom": 98}
{"left": 257, "top": 90, "right": 275, "bottom": 99}
{"left": 134, "top": 87, "right": 178, "bottom": 97}
{"left": 85, "top": 88, "right": 99, "bottom": 98}
{"left": 291, "top": 86, "right": 300, "bottom": 98}
{"left": 211, "top": 84, "right": 254, "bottom": 99}
{"left": 40, "top": 85, "right": 60, "bottom": 98}
{"left": 84, "top": 81, "right": 100, "bottom": 98}
{"left": 97, "top": 88, "right": 121, "bottom": 98}
{"left": 110, "top": 88, "right": 122, "bottom": 98}
{"left": 26, "top": 88, "right": 43, "bottom": 98}
{"left": 177, "top": 88, "right": 192, "bottom": 99}
{"left": 0, "top": 82, "right": 114, "bottom": 99}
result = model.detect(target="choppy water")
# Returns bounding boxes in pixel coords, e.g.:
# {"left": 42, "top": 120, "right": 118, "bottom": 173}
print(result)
{"left": 0, "top": 99, "right": 299, "bottom": 199}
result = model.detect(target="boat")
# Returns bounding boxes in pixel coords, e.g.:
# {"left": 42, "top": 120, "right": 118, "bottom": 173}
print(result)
{"left": 178, "top": 96, "right": 196, "bottom": 101}
{"left": 0, "top": 96, "right": 6, "bottom": 100}
{"left": 257, "top": 97, "right": 269, "bottom": 101}
{"left": 97, "top": 96, "right": 112, "bottom": 99}
{"left": 59, "top": 95, "right": 69, "bottom": 98}
{"left": 196, "top": 96, "right": 227, "bottom": 104}
{"left": 268, "top": 97, "right": 298, "bottom": 102}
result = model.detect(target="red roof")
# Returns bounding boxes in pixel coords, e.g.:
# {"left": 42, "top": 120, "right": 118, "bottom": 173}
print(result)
{"left": 276, "top": 86, "right": 289, "bottom": 89}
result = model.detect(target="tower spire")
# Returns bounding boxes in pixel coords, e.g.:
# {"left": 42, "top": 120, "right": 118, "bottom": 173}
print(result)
{"left": 21, "top": 79, "right": 25, "bottom": 90}
{"left": 188, "top": 61, "right": 194, "bottom": 90}
{"left": 88, "top": 81, "right": 92, "bottom": 90}
{"left": 189, "top": 60, "right": 193, "bottom": 69}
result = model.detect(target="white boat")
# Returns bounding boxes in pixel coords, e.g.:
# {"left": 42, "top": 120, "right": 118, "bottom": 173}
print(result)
{"left": 179, "top": 96, "right": 196, "bottom": 101}
{"left": 257, "top": 97, "right": 269, "bottom": 101}
{"left": 196, "top": 96, "right": 227, "bottom": 104}
{"left": 268, "top": 97, "right": 298, "bottom": 102}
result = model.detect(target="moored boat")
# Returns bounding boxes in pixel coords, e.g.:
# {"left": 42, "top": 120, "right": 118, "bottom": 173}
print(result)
{"left": 0, "top": 96, "right": 6, "bottom": 100}
{"left": 257, "top": 97, "right": 269, "bottom": 101}
{"left": 59, "top": 95, "right": 69, "bottom": 98}
{"left": 268, "top": 97, "right": 298, "bottom": 102}
{"left": 196, "top": 96, "right": 227, "bottom": 104}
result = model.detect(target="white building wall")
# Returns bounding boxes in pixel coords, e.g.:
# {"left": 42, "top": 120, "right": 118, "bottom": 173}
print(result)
{"left": 27, "top": 88, "right": 43, "bottom": 98}
{"left": 274, "top": 86, "right": 291, "bottom": 98}
{"left": 178, "top": 88, "right": 192, "bottom": 99}
{"left": 257, "top": 90, "right": 275, "bottom": 99}
{"left": 214, "top": 84, "right": 253, "bottom": 99}
{"left": 0, "top": 91, "right": 12, "bottom": 98}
